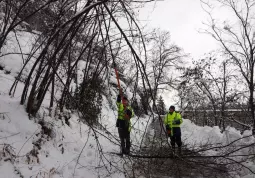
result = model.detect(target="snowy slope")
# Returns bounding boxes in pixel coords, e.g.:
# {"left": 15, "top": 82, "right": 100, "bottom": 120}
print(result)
{"left": 0, "top": 31, "right": 151, "bottom": 178}
{"left": 0, "top": 31, "right": 254, "bottom": 178}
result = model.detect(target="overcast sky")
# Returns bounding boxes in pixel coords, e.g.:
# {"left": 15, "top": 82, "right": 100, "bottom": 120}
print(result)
{"left": 138, "top": 0, "right": 220, "bottom": 59}
{"left": 137, "top": 0, "right": 225, "bottom": 108}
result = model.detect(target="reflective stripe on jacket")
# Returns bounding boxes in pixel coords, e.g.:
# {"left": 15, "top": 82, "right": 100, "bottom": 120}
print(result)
{"left": 164, "top": 111, "right": 183, "bottom": 128}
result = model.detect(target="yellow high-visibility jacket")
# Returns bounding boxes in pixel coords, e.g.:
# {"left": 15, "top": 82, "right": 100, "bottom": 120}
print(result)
{"left": 164, "top": 111, "right": 183, "bottom": 128}
{"left": 116, "top": 101, "right": 134, "bottom": 132}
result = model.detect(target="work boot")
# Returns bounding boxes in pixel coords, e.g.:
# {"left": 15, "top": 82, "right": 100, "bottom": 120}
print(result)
{"left": 125, "top": 148, "right": 130, "bottom": 155}
{"left": 120, "top": 147, "right": 126, "bottom": 155}
{"left": 171, "top": 147, "right": 176, "bottom": 157}
{"left": 171, "top": 145, "right": 175, "bottom": 151}
{"left": 178, "top": 147, "right": 182, "bottom": 156}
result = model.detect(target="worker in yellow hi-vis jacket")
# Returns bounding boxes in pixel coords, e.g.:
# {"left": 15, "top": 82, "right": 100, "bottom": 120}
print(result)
{"left": 164, "top": 105, "right": 183, "bottom": 154}
{"left": 116, "top": 94, "right": 134, "bottom": 155}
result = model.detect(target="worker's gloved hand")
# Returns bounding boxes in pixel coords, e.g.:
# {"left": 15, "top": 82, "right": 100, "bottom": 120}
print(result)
{"left": 166, "top": 125, "right": 170, "bottom": 130}
{"left": 117, "top": 94, "right": 121, "bottom": 102}
{"left": 125, "top": 109, "right": 132, "bottom": 118}
{"left": 172, "top": 120, "right": 180, "bottom": 125}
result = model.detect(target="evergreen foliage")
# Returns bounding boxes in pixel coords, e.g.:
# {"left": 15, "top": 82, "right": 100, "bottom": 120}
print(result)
{"left": 156, "top": 96, "right": 166, "bottom": 115}
{"left": 66, "top": 78, "right": 104, "bottom": 126}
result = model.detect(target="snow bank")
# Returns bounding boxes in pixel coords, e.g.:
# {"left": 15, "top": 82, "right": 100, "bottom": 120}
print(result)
{"left": 181, "top": 118, "right": 255, "bottom": 177}
{"left": 182, "top": 119, "right": 255, "bottom": 151}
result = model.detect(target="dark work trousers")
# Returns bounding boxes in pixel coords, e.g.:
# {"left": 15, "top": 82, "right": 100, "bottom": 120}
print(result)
{"left": 118, "top": 128, "right": 130, "bottom": 153}
{"left": 170, "top": 127, "right": 182, "bottom": 148}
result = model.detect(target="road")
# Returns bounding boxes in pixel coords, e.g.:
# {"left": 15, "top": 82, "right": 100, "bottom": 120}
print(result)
{"left": 132, "top": 116, "right": 228, "bottom": 178}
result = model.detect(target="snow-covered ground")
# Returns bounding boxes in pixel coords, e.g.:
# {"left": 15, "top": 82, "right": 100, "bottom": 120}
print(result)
{"left": 0, "top": 68, "right": 148, "bottom": 178}
{"left": 0, "top": 31, "right": 254, "bottom": 178}
{"left": 0, "top": 31, "right": 152, "bottom": 178}
{"left": 181, "top": 119, "right": 255, "bottom": 178}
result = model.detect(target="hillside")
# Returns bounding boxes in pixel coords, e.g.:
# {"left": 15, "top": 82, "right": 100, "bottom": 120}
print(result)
{"left": 0, "top": 31, "right": 254, "bottom": 178}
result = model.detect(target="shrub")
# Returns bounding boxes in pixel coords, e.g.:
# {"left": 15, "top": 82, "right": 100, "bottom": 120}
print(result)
{"left": 66, "top": 77, "right": 104, "bottom": 126}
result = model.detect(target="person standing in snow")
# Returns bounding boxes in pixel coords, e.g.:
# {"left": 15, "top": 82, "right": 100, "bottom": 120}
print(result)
{"left": 164, "top": 105, "right": 183, "bottom": 154}
{"left": 116, "top": 94, "right": 134, "bottom": 154}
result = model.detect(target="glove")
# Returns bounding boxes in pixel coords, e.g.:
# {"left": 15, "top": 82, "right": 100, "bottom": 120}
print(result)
{"left": 172, "top": 120, "right": 180, "bottom": 125}
{"left": 125, "top": 109, "right": 132, "bottom": 118}
{"left": 117, "top": 95, "right": 121, "bottom": 102}
{"left": 166, "top": 125, "right": 170, "bottom": 130}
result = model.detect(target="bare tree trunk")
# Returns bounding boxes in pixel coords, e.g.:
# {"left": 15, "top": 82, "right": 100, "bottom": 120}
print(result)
{"left": 50, "top": 73, "right": 54, "bottom": 108}
{"left": 249, "top": 73, "right": 255, "bottom": 129}
{"left": 26, "top": 58, "right": 45, "bottom": 114}
{"left": 221, "top": 62, "right": 227, "bottom": 131}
